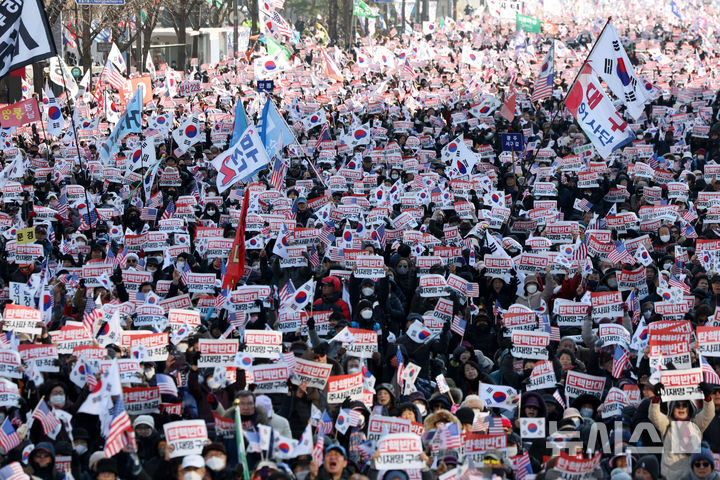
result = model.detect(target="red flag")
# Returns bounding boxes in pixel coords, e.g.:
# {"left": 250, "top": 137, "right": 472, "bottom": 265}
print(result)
{"left": 500, "top": 76, "right": 517, "bottom": 122}
{"left": 222, "top": 188, "right": 249, "bottom": 289}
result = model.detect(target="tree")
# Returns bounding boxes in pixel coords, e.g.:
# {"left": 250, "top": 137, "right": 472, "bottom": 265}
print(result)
{"left": 162, "top": 0, "right": 202, "bottom": 70}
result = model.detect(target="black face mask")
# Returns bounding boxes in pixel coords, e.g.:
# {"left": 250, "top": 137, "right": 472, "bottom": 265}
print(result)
{"left": 476, "top": 324, "right": 490, "bottom": 333}
{"left": 586, "top": 280, "right": 598, "bottom": 291}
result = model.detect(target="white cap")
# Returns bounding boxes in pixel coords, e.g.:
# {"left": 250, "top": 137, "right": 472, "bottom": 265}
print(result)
{"left": 182, "top": 454, "right": 206, "bottom": 470}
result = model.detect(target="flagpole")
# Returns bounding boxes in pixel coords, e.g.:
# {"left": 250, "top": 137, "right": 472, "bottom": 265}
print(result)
{"left": 234, "top": 399, "right": 251, "bottom": 480}
{"left": 525, "top": 16, "right": 612, "bottom": 175}
{"left": 57, "top": 59, "right": 96, "bottom": 241}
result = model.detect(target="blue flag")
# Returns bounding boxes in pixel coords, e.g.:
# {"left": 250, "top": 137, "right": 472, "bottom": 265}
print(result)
{"left": 229, "top": 99, "right": 250, "bottom": 148}
{"left": 257, "top": 98, "right": 296, "bottom": 159}
{"left": 99, "top": 86, "right": 143, "bottom": 163}
{"left": 671, "top": 0, "right": 683, "bottom": 20}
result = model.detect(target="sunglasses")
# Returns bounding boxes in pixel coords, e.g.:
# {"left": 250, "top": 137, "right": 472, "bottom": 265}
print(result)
{"left": 694, "top": 462, "right": 711, "bottom": 468}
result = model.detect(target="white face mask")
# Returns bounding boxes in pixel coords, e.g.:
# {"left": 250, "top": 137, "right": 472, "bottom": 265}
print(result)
{"left": 50, "top": 394, "right": 65, "bottom": 407}
{"left": 506, "top": 446, "right": 518, "bottom": 458}
{"left": 415, "top": 403, "right": 427, "bottom": 417}
{"left": 207, "top": 377, "right": 221, "bottom": 390}
{"left": 205, "top": 457, "right": 226, "bottom": 471}
{"left": 362, "top": 287, "right": 374, "bottom": 297}
{"left": 177, "top": 343, "right": 188, "bottom": 353}
{"left": 176, "top": 261, "right": 186, "bottom": 270}
{"left": 184, "top": 472, "right": 203, "bottom": 480}
{"left": 660, "top": 234, "right": 671, "bottom": 243}
{"left": 526, "top": 284, "right": 538, "bottom": 294}
{"left": 360, "top": 309, "right": 373, "bottom": 320}
{"left": 347, "top": 367, "right": 361, "bottom": 374}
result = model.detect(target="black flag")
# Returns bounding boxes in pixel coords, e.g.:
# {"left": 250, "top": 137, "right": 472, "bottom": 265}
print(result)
{"left": 0, "top": 0, "right": 57, "bottom": 80}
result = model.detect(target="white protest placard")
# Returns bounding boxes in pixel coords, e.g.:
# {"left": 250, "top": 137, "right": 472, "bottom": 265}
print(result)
{"left": 697, "top": 326, "right": 720, "bottom": 357}
{"left": 3, "top": 304, "right": 41, "bottom": 335}
{"left": 178, "top": 81, "right": 202, "bottom": 96}
{"left": 375, "top": 433, "right": 425, "bottom": 470}
{"left": 81, "top": 262, "right": 114, "bottom": 288}
{"left": 342, "top": 328, "right": 378, "bottom": 358}
{"left": 244, "top": 330, "right": 282, "bottom": 359}
{"left": 598, "top": 324, "right": 631, "bottom": 347}
{"left": 565, "top": 371, "right": 606, "bottom": 400}
{"left": 601, "top": 388, "right": 630, "bottom": 419}
{"left": 327, "top": 373, "right": 364, "bottom": 403}
{"left": 122, "top": 387, "right": 161, "bottom": 414}
{"left": 355, "top": 255, "right": 386, "bottom": 278}
{"left": 418, "top": 274, "right": 449, "bottom": 297}
{"left": 553, "top": 299, "right": 590, "bottom": 327}
{"left": 527, "top": 360, "right": 557, "bottom": 391}
{"left": 212, "top": 413, "right": 235, "bottom": 439}
{"left": 0, "top": 351, "right": 21, "bottom": 379}
{"left": 123, "top": 333, "right": 169, "bottom": 362}
{"left": 164, "top": 420, "right": 209, "bottom": 458}
{"left": 483, "top": 254, "right": 514, "bottom": 279}
{"left": 135, "top": 305, "right": 166, "bottom": 327}
{"left": 503, "top": 304, "right": 537, "bottom": 334}
{"left": 463, "top": 434, "right": 507, "bottom": 463}
{"left": 246, "top": 364, "right": 289, "bottom": 394}
{"left": 291, "top": 358, "right": 332, "bottom": 390}
{"left": 661, "top": 368, "right": 704, "bottom": 402}
{"left": 590, "top": 291, "right": 624, "bottom": 320}
{"left": 198, "top": 339, "right": 239, "bottom": 367}
{"left": 122, "top": 270, "right": 153, "bottom": 293}
{"left": 185, "top": 273, "right": 217, "bottom": 294}
{"left": 168, "top": 309, "right": 201, "bottom": 332}
{"left": 367, "top": 414, "right": 412, "bottom": 442}
{"left": 50, "top": 326, "right": 93, "bottom": 354}
{"left": 0, "top": 379, "right": 20, "bottom": 407}
{"left": 511, "top": 330, "right": 549, "bottom": 360}
{"left": 15, "top": 243, "right": 43, "bottom": 263}
{"left": 18, "top": 344, "right": 58, "bottom": 372}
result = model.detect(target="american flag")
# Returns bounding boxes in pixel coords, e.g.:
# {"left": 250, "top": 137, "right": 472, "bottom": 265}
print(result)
{"left": 31, "top": 399, "right": 61, "bottom": 434}
{"left": 115, "top": 248, "right": 128, "bottom": 269}
{"left": 571, "top": 235, "right": 588, "bottom": 262}
{"left": 317, "top": 411, "right": 334, "bottom": 435}
{"left": 466, "top": 283, "right": 479, "bottom": 297}
{"left": 612, "top": 345, "right": 630, "bottom": 378}
{"left": 0, "top": 462, "right": 26, "bottom": 480}
{"left": 531, "top": 43, "right": 554, "bottom": 103}
{"left": 553, "top": 389, "right": 566, "bottom": 409}
{"left": 269, "top": 157, "right": 287, "bottom": 190}
{"left": 104, "top": 396, "right": 135, "bottom": 457}
{"left": 493, "top": 300, "right": 503, "bottom": 325}
{"left": 57, "top": 192, "right": 69, "bottom": 218}
{"left": 669, "top": 274, "right": 690, "bottom": 294}
{"left": 311, "top": 435, "right": 324, "bottom": 465}
{"left": 608, "top": 241, "right": 635, "bottom": 265}
{"left": 180, "top": 262, "right": 192, "bottom": 285}
{"left": 103, "top": 58, "right": 126, "bottom": 91}
{"left": 79, "top": 207, "right": 99, "bottom": 231}
{"left": 308, "top": 246, "right": 320, "bottom": 268}
{"left": 402, "top": 58, "right": 417, "bottom": 80}
{"left": 510, "top": 452, "right": 533, "bottom": 480}
{"left": 84, "top": 361, "right": 98, "bottom": 391}
{"left": 161, "top": 199, "right": 175, "bottom": 220}
{"left": 450, "top": 316, "right": 466, "bottom": 337}
{"left": 268, "top": 0, "right": 284, "bottom": 7}
{"left": 315, "top": 124, "right": 330, "bottom": 150}
{"left": 701, "top": 355, "right": 720, "bottom": 385}
{"left": 625, "top": 289, "right": 640, "bottom": 324}
{"left": 681, "top": 221, "right": 698, "bottom": 239}
{"left": 319, "top": 224, "right": 336, "bottom": 246}
{"left": 149, "top": 191, "right": 163, "bottom": 208}
{"left": 278, "top": 281, "right": 295, "bottom": 305}
{"left": 488, "top": 416, "right": 505, "bottom": 435}
{"left": 349, "top": 409, "right": 363, "bottom": 426}
{"left": 215, "top": 288, "right": 228, "bottom": 310}
{"left": 576, "top": 197, "right": 593, "bottom": 212}
{"left": 396, "top": 348, "right": 405, "bottom": 390}
{"left": 155, "top": 373, "right": 179, "bottom": 397}
{"left": 0, "top": 418, "right": 20, "bottom": 453}
{"left": 83, "top": 303, "right": 103, "bottom": 336}
{"left": 271, "top": 10, "right": 293, "bottom": 37}
{"left": 47, "top": 224, "right": 55, "bottom": 244}
{"left": 683, "top": 201, "right": 698, "bottom": 222}
{"left": 648, "top": 153, "right": 659, "bottom": 170}
{"left": 438, "top": 422, "right": 462, "bottom": 449}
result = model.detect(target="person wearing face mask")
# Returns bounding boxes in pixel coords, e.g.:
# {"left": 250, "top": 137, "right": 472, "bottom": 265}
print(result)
{"left": 180, "top": 455, "right": 208, "bottom": 480}
{"left": 656, "top": 226, "right": 675, "bottom": 254}
{"left": 353, "top": 299, "right": 378, "bottom": 330}
{"left": 201, "top": 203, "right": 221, "bottom": 224}
{"left": 516, "top": 274, "right": 544, "bottom": 310}
{"left": 202, "top": 443, "right": 231, "bottom": 480}
{"left": 255, "top": 394, "right": 292, "bottom": 438}
{"left": 133, "top": 415, "right": 161, "bottom": 462}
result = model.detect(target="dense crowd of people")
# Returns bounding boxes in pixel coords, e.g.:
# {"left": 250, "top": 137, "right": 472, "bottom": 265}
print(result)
{"left": 2, "top": 2, "right": 720, "bottom": 480}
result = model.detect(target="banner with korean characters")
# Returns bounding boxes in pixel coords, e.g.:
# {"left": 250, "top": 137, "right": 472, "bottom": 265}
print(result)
{"left": 291, "top": 358, "right": 332, "bottom": 389}
{"left": 244, "top": 330, "right": 282, "bottom": 359}
{"left": 246, "top": 364, "right": 289, "bottom": 394}
{"left": 3, "top": 304, "right": 42, "bottom": 335}
{"left": 0, "top": 378, "right": 20, "bottom": 407}
{"left": 697, "top": 326, "right": 720, "bottom": 357}
{"left": 135, "top": 305, "right": 167, "bottom": 328}
{"left": 227, "top": 286, "right": 273, "bottom": 314}
{"left": 483, "top": 254, "right": 513, "bottom": 279}
{"left": 206, "top": 238, "right": 234, "bottom": 259}
{"left": 122, "top": 332, "right": 169, "bottom": 362}
{"left": 164, "top": 420, "right": 209, "bottom": 458}
{"left": 123, "top": 387, "right": 161, "bottom": 414}
{"left": 597, "top": 324, "right": 631, "bottom": 348}
{"left": 212, "top": 413, "right": 236, "bottom": 439}
{"left": 51, "top": 325, "right": 93, "bottom": 354}
{"left": 354, "top": 255, "right": 386, "bottom": 278}
{"left": 503, "top": 304, "right": 537, "bottom": 335}
{"left": 565, "top": 371, "right": 606, "bottom": 400}
{"left": 122, "top": 270, "right": 153, "bottom": 293}
{"left": 185, "top": 273, "right": 217, "bottom": 294}
{"left": 418, "top": 275, "right": 449, "bottom": 297}
{"left": 511, "top": 330, "right": 549, "bottom": 360}
{"left": 82, "top": 262, "right": 113, "bottom": 288}
{"left": 15, "top": 243, "right": 43, "bottom": 263}
{"left": 100, "top": 359, "right": 142, "bottom": 384}
{"left": 661, "top": 368, "right": 704, "bottom": 402}
{"left": 327, "top": 373, "right": 364, "bottom": 404}
{"left": 463, "top": 434, "right": 507, "bottom": 463}
{"left": 553, "top": 299, "right": 590, "bottom": 327}
{"left": 342, "top": 328, "right": 378, "bottom": 358}
{"left": 374, "top": 434, "right": 425, "bottom": 470}
{"left": 590, "top": 291, "right": 624, "bottom": 320}
{"left": 18, "top": 344, "right": 58, "bottom": 372}
{"left": 198, "top": 339, "right": 239, "bottom": 367}
{"left": 168, "top": 309, "right": 201, "bottom": 333}
{"left": 0, "top": 351, "right": 21, "bottom": 379}
{"left": 526, "top": 360, "right": 556, "bottom": 391}
{"left": 367, "top": 414, "right": 412, "bottom": 442}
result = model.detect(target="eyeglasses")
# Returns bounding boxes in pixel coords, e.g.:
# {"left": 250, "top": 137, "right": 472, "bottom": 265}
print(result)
{"left": 694, "top": 462, "right": 711, "bottom": 468}
{"left": 483, "top": 458, "right": 499, "bottom": 465}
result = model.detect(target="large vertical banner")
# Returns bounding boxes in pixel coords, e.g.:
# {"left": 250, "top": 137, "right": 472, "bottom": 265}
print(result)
{"left": 0, "top": 0, "right": 57, "bottom": 79}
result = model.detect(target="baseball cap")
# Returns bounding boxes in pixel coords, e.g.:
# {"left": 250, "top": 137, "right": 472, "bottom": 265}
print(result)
{"left": 182, "top": 454, "right": 205, "bottom": 470}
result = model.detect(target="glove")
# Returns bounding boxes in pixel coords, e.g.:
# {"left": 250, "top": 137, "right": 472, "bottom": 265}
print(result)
{"left": 307, "top": 317, "right": 315, "bottom": 330}
{"left": 653, "top": 382, "right": 665, "bottom": 398}
{"left": 443, "top": 321, "right": 451, "bottom": 333}
{"left": 699, "top": 381, "right": 713, "bottom": 398}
